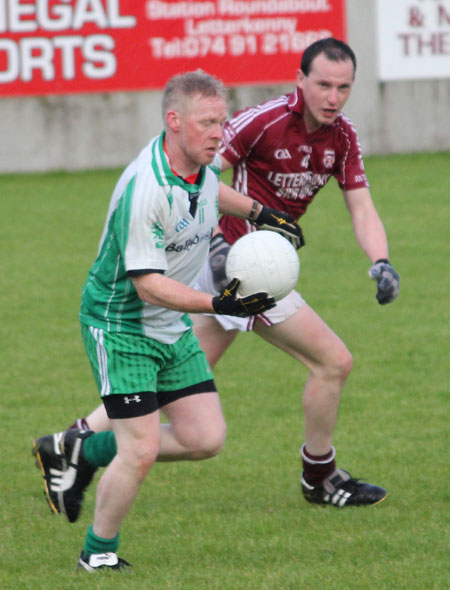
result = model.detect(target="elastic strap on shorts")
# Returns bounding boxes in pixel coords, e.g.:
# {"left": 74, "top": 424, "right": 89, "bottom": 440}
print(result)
{"left": 103, "top": 392, "right": 159, "bottom": 419}
{"left": 157, "top": 379, "right": 217, "bottom": 408}
{"left": 103, "top": 379, "right": 217, "bottom": 418}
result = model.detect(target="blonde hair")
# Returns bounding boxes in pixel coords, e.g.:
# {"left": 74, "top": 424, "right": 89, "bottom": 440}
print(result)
{"left": 162, "top": 70, "right": 227, "bottom": 127}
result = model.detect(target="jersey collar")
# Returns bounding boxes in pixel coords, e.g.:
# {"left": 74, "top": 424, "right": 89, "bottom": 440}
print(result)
{"left": 287, "top": 87, "right": 305, "bottom": 116}
{"left": 151, "top": 132, "right": 205, "bottom": 195}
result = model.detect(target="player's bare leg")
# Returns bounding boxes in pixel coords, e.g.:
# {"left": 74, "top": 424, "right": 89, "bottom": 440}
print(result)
{"left": 254, "top": 304, "right": 352, "bottom": 455}
{"left": 255, "top": 304, "right": 386, "bottom": 507}
{"left": 192, "top": 313, "right": 239, "bottom": 367}
{"left": 71, "top": 393, "right": 226, "bottom": 462}
{"left": 78, "top": 405, "right": 111, "bottom": 432}
{"left": 158, "top": 392, "right": 226, "bottom": 460}
{"left": 92, "top": 412, "right": 160, "bottom": 539}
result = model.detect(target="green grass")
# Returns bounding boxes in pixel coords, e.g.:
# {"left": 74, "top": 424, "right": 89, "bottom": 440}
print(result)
{"left": 1, "top": 153, "right": 449, "bottom": 589}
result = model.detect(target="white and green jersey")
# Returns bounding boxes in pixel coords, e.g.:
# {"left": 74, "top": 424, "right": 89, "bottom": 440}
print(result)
{"left": 80, "top": 133, "right": 221, "bottom": 344}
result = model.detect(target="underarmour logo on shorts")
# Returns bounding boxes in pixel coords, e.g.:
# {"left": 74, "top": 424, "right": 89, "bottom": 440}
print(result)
{"left": 124, "top": 395, "right": 141, "bottom": 404}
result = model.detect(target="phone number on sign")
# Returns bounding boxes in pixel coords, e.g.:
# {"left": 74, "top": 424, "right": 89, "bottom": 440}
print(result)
{"left": 149, "top": 31, "right": 331, "bottom": 58}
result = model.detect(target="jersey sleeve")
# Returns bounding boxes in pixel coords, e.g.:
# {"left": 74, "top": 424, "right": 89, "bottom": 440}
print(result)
{"left": 220, "top": 107, "right": 263, "bottom": 165}
{"left": 333, "top": 117, "right": 370, "bottom": 191}
{"left": 115, "top": 170, "right": 170, "bottom": 274}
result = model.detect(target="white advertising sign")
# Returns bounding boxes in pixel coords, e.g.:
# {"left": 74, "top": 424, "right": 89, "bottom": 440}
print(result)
{"left": 376, "top": 0, "right": 450, "bottom": 80}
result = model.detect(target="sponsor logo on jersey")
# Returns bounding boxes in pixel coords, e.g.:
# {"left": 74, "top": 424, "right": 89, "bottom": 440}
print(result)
{"left": 274, "top": 148, "right": 292, "bottom": 160}
{"left": 267, "top": 170, "right": 330, "bottom": 200}
{"left": 323, "top": 149, "right": 335, "bottom": 169}
{"left": 166, "top": 228, "right": 214, "bottom": 253}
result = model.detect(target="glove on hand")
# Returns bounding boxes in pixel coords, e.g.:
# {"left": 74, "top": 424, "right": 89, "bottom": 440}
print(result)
{"left": 369, "top": 259, "right": 400, "bottom": 305}
{"left": 212, "top": 278, "right": 275, "bottom": 318}
{"left": 254, "top": 206, "right": 305, "bottom": 250}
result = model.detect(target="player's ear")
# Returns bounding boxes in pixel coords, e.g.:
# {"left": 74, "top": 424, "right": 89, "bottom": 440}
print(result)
{"left": 296, "top": 68, "right": 305, "bottom": 88}
{"left": 166, "top": 110, "right": 181, "bottom": 132}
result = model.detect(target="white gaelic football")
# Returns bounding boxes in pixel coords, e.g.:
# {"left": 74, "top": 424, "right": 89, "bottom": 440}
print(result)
{"left": 225, "top": 230, "right": 300, "bottom": 302}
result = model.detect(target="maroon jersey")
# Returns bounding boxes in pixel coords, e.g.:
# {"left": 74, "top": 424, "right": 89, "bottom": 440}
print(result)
{"left": 219, "top": 87, "right": 369, "bottom": 244}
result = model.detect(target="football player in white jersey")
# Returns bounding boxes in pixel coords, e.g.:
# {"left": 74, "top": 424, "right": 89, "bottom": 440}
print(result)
{"left": 33, "top": 70, "right": 302, "bottom": 572}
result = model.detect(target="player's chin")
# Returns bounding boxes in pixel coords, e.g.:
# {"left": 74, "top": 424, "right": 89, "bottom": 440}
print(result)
{"left": 320, "top": 110, "right": 338, "bottom": 125}
{"left": 202, "top": 149, "right": 218, "bottom": 164}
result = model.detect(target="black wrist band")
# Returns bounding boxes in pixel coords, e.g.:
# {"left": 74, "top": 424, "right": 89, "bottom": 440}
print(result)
{"left": 375, "top": 258, "right": 390, "bottom": 264}
{"left": 248, "top": 200, "right": 260, "bottom": 221}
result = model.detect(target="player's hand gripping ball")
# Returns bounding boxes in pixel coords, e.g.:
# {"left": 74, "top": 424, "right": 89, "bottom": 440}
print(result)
{"left": 212, "top": 278, "right": 275, "bottom": 317}
{"left": 225, "top": 230, "right": 300, "bottom": 302}
{"left": 254, "top": 206, "right": 305, "bottom": 249}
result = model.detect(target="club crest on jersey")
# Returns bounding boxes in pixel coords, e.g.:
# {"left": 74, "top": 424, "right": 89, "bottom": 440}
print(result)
{"left": 151, "top": 222, "right": 165, "bottom": 248}
{"left": 323, "top": 150, "right": 335, "bottom": 169}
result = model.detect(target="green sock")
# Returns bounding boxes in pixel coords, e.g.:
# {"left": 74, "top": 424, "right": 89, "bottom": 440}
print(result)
{"left": 84, "top": 525, "right": 119, "bottom": 555}
{"left": 83, "top": 431, "right": 117, "bottom": 467}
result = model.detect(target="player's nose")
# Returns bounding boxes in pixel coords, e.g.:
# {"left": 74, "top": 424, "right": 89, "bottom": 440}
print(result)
{"left": 211, "top": 123, "right": 223, "bottom": 140}
{"left": 327, "top": 87, "right": 338, "bottom": 105}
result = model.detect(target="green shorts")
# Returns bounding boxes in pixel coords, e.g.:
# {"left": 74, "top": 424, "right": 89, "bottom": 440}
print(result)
{"left": 81, "top": 324, "right": 215, "bottom": 414}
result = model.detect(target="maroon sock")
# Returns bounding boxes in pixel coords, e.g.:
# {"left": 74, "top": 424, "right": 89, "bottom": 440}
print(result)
{"left": 301, "top": 444, "right": 336, "bottom": 486}
{"left": 68, "top": 417, "right": 90, "bottom": 430}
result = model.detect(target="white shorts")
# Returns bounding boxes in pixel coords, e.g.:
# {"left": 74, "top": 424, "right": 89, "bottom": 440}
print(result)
{"left": 194, "top": 257, "right": 306, "bottom": 332}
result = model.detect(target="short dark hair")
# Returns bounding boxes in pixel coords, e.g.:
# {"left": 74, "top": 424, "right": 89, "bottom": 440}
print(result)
{"left": 301, "top": 38, "right": 357, "bottom": 76}
{"left": 162, "top": 69, "right": 227, "bottom": 125}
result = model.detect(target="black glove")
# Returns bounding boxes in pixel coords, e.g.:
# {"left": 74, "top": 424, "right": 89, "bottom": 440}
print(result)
{"left": 368, "top": 259, "right": 400, "bottom": 305}
{"left": 254, "top": 206, "right": 305, "bottom": 250}
{"left": 212, "top": 278, "right": 275, "bottom": 317}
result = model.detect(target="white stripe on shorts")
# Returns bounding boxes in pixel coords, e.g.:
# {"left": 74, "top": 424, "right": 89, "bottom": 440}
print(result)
{"left": 90, "top": 326, "right": 111, "bottom": 397}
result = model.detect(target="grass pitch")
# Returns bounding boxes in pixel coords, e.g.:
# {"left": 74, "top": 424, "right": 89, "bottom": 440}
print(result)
{"left": 0, "top": 152, "right": 449, "bottom": 589}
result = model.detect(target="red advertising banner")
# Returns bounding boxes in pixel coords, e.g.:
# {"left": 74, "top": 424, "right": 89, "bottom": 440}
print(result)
{"left": 0, "top": 0, "right": 347, "bottom": 97}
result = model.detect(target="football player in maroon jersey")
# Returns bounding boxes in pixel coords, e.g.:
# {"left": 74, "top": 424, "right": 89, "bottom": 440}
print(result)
{"left": 199, "top": 38, "right": 399, "bottom": 507}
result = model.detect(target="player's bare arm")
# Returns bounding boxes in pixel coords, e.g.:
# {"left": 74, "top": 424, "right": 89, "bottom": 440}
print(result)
{"left": 343, "top": 187, "right": 389, "bottom": 262}
{"left": 218, "top": 182, "right": 305, "bottom": 249}
{"left": 132, "top": 271, "right": 274, "bottom": 318}
{"left": 132, "top": 273, "right": 215, "bottom": 313}
{"left": 344, "top": 187, "right": 399, "bottom": 304}
{"left": 218, "top": 181, "right": 262, "bottom": 218}
{"left": 219, "top": 154, "right": 233, "bottom": 172}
